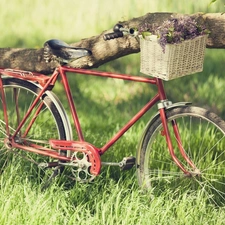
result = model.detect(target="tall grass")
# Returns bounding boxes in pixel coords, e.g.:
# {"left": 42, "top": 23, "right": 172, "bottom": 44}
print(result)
{"left": 1, "top": 167, "right": 225, "bottom": 225}
{"left": 1, "top": 0, "right": 225, "bottom": 224}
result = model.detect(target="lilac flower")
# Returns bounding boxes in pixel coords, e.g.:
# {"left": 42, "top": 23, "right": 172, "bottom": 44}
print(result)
{"left": 138, "top": 16, "right": 209, "bottom": 52}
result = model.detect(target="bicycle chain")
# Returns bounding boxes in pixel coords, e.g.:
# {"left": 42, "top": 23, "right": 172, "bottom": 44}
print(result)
{"left": 5, "top": 148, "right": 40, "bottom": 166}
{"left": 4, "top": 145, "right": 99, "bottom": 183}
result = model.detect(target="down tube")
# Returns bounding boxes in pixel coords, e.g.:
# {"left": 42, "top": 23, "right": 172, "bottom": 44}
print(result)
{"left": 100, "top": 93, "right": 160, "bottom": 154}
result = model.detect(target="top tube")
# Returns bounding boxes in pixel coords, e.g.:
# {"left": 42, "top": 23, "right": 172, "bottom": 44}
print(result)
{"left": 59, "top": 66, "right": 157, "bottom": 84}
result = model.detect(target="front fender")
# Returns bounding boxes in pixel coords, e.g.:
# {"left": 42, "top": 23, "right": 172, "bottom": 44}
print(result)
{"left": 136, "top": 102, "right": 191, "bottom": 165}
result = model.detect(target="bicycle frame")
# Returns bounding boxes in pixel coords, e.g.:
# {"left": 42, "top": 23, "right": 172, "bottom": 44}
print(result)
{"left": 0, "top": 66, "right": 194, "bottom": 175}
{"left": 58, "top": 66, "right": 165, "bottom": 154}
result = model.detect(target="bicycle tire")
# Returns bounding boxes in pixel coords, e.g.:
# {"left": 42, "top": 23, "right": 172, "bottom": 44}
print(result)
{"left": 0, "top": 78, "right": 69, "bottom": 179}
{"left": 137, "top": 106, "right": 225, "bottom": 206}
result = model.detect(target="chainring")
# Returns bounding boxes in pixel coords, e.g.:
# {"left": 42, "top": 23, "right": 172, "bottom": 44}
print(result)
{"left": 49, "top": 140, "right": 102, "bottom": 182}
{"left": 70, "top": 151, "right": 95, "bottom": 182}
{"left": 69, "top": 142, "right": 101, "bottom": 182}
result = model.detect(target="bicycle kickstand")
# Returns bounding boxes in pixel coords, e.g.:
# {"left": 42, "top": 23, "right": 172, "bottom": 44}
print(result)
{"left": 41, "top": 166, "right": 61, "bottom": 191}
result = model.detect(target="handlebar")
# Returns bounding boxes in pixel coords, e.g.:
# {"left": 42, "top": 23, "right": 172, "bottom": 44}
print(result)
{"left": 103, "top": 24, "right": 137, "bottom": 41}
{"left": 103, "top": 31, "right": 124, "bottom": 41}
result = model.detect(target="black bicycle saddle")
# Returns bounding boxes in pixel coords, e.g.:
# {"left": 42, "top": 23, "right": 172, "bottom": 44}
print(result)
{"left": 44, "top": 39, "right": 92, "bottom": 63}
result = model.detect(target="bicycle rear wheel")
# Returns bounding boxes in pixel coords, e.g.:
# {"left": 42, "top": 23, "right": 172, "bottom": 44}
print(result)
{"left": 0, "top": 78, "right": 70, "bottom": 181}
{"left": 137, "top": 106, "right": 225, "bottom": 206}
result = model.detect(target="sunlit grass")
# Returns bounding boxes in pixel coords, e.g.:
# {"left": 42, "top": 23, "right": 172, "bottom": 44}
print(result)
{"left": 1, "top": 169, "right": 225, "bottom": 225}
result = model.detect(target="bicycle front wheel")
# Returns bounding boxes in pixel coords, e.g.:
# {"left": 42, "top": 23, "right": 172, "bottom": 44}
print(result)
{"left": 0, "top": 78, "right": 69, "bottom": 177}
{"left": 137, "top": 106, "right": 225, "bottom": 206}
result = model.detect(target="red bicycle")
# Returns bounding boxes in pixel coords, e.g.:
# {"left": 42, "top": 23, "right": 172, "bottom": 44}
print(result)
{"left": 0, "top": 25, "right": 225, "bottom": 205}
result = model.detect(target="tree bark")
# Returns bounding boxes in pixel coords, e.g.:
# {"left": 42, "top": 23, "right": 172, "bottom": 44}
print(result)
{"left": 0, "top": 12, "right": 224, "bottom": 74}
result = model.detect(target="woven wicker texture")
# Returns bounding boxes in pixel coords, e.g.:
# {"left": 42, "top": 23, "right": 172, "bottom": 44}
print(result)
{"left": 140, "top": 35, "right": 208, "bottom": 80}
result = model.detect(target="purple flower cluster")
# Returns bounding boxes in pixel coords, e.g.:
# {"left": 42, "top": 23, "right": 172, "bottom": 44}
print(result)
{"left": 157, "top": 17, "right": 207, "bottom": 52}
{"left": 138, "top": 16, "right": 208, "bottom": 52}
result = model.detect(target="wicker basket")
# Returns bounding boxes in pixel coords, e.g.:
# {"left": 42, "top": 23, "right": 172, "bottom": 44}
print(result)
{"left": 139, "top": 35, "right": 208, "bottom": 80}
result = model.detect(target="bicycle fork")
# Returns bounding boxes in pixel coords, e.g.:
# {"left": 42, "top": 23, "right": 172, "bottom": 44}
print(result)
{"left": 158, "top": 105, "right": 199, "bottom": 176}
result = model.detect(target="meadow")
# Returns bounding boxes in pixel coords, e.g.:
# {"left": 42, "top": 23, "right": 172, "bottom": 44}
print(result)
{"left": 0, "top": 0, "right": 225, "bottom": 224}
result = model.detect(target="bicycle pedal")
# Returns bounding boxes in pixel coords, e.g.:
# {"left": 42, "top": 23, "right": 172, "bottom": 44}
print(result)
{"left": 119, "top": 156, "right": 136, "bottom": 170}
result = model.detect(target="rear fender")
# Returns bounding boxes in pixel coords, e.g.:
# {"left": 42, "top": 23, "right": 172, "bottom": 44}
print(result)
{"left": 1, "top": 77, "right": 73, "bottom": 142}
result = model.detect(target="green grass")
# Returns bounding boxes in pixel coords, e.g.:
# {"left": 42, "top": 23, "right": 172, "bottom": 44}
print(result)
{"left": 1, "top": 167, "right": 225, "bottom": 225}
{"left": 1, "top": 0, "right": 225, "bottom": 224}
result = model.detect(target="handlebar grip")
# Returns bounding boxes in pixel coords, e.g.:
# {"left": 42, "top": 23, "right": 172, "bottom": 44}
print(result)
{"left": 103, "top": 32, "right": 123, "bottom": 41}
{"left": 113, "top": 24, "right": 123, "bottom": 32}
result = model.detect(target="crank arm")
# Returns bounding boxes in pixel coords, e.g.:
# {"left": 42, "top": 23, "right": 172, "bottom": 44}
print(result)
{"left": 38, "top": 161, "right": 59, "bottom": 168}
{"left": 102, "top": 156, "right": 136, "bottom": 170}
